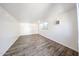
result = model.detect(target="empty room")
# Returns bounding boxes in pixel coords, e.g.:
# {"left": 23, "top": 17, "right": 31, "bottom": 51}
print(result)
{"left": 0, "top": 3, "right": 79, "bottom": 56}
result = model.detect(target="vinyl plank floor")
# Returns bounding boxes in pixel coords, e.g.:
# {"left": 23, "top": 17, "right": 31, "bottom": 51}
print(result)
{"left": 4, "top": 34, "right": 78, "bottom": 56}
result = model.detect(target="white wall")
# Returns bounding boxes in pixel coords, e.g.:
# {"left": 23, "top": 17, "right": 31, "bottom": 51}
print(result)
{"left": 77, "top": 3, "right": 79, "bottom": 52}
{"left": 0, "top": 4, "right": 78, "bottom": 56}
{"left": 0, "top": 7, "right": 20, "bottom": 56}
{"left": 20, "top": 22, "right": 38, "bottom": 35}
{"left": 39, "top": 5, "right": 78, "bottom": 51}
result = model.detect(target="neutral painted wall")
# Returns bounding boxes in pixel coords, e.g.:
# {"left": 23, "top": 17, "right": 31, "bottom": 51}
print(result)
{"left": 0, "top": 7, "right": 20, "bottom": 55}
{"left": 39, "top": 5, "right": 78, "bottom": 51}
{"left": 0, "top": 4, "right": 78, "bottom": 56}
{"left": 20, "top": 22, "right": 38, "bottom": 35}
{"left": 77, "top": 3, "right": 79, "bottom": 52}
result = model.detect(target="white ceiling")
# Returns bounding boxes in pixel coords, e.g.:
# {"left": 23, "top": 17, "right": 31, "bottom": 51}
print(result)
{"left": 0, "top": 3, "right": 76, "bottom": 23}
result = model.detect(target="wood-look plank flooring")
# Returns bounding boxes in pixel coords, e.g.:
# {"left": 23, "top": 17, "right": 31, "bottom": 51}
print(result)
{"left": 4, "top": 34, "right": 78, "bottom": 56}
